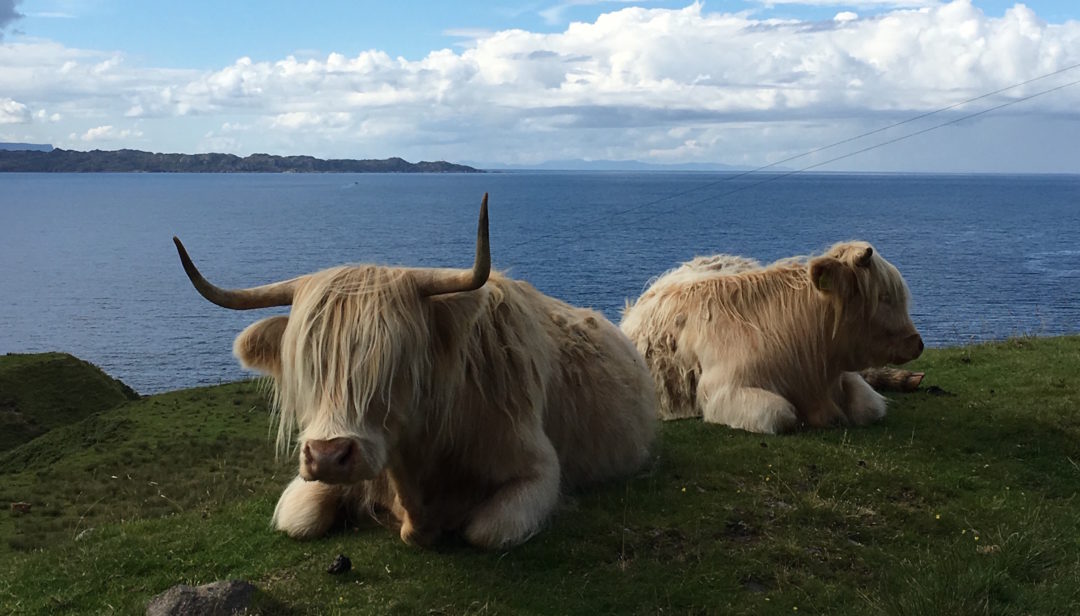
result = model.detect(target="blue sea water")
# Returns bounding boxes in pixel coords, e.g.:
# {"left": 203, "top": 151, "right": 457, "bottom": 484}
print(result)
{"left": 1, "top": 171, "right": 1078, "bottom": 394}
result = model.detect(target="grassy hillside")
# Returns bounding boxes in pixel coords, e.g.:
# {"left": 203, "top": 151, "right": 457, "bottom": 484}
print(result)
{"left": 0, "top": 352, "right": 139, "bottom": 452}
{"left": 0, "top": 379, "right": 288, "bottom": 554}
{"left": 1, "top": 337, "right": 1079, "bottom": 614}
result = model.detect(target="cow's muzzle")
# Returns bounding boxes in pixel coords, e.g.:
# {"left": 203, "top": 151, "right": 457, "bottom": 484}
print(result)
{"left": 892, "top": 332, "right": 924, "bottom": 365}
{"left": 299, "top": 437, "right": 376, "bottom": 484}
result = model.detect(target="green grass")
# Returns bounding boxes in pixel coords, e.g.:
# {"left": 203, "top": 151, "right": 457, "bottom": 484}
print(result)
{"left": 0, "top": 380, "right": 288, "bottom": 554}
{"left": 0, "top": 352, "right": 138, "bottom": 452}
{"left": 1, "top": 337, "right": 1079, "bottom": 615}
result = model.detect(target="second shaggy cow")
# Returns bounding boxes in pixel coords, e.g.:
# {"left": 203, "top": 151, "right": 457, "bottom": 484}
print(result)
{"left": 620, "top": 243, "right": 923, "bottom": 433}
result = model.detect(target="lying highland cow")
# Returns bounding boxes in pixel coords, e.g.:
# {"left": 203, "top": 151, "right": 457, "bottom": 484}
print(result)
{"left": 652, "top": 254, "right": 926, "bottom": 393}
{"left": 620, "top": 243, "right": 923, "bottom": 433}
{"left": 174, "top": 195, "right": 656, "bottom": 548}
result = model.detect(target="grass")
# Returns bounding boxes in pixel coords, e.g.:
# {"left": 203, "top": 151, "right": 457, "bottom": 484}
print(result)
{"left": 0, "top": 352, "right": 138, "bottom": 452}
{"left": 1, "top": 336, "right": 1079, "bottom": 614}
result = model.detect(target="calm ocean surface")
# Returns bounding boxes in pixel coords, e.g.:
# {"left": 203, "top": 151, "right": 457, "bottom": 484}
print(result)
{"left": 2, "top": 171, "right": 1078, "bottom": 394}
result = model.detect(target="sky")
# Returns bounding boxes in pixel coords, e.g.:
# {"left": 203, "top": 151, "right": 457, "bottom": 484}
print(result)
{"left": 1, "top": 0, "right": 1079, "bottom": 172}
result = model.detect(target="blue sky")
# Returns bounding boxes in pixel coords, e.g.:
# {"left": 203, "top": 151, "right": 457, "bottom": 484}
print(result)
{"left": 19, "top": 0, "right": 1079, "bottom": 66}
{"left": 2, "top": 0, "right": 1079, "bottom": 171}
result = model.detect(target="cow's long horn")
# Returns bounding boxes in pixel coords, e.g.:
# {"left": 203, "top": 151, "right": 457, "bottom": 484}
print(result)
{"left": 173, "top": 237, "right": 299, "bottom": 309}
{"left": 415, "top": 193, "right": 491, "bottom": 297}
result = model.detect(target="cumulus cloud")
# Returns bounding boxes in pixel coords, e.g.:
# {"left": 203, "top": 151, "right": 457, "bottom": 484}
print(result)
{"left": 4, "top": 1, "right": 1080, "bottom": 170}
{"left": 0, "top": 0, "right": 23, "bottom": 39}
{"left": 33, "top": 109, "right": 61, "bottom": 122}
{"left": 759, "top": 0, "right": 935, "bottom": 5}
{"left": 270, "top": 111, "right": 353, "bottom": 131}
{"left": 539, "top": 0, "right": 642, "bottom": 25}
{"left": 73, "top": 125, "right": 143, "bottom": 142}
{"left": 0, "top": 97, "right": 30, "bottom": 124}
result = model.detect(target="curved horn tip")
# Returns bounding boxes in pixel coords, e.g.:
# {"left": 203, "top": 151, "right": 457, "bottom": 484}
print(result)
{"left": 475, "top": 193, "right": 491, "bottom": 281}
{"left": 172, "top": 236, "right": 196, "bottom": 271}
{"left": 857, "top": 246, "right": 874, "bottom": 267}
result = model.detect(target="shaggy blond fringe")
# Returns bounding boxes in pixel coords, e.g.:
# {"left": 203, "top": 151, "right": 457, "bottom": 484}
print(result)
{"left": 272, "top": 266, "right": 430, "bottom": 455}
{"left": 268, "top": 266, "right": 555, "bottom": 456}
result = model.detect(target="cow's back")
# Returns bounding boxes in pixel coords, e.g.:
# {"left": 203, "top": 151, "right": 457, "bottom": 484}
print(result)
{"left": 620, "top": 254, "right": 767, "bottom": 421}
{"left": 525, "top": 286, "right": 657, "bottom": 489}
{"left": 406, "top": 275, "right": 654, "bottom": 514}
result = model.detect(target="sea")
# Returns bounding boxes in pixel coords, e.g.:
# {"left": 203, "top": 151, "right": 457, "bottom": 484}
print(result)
{"left": 1, "top": 171, "right": 1078, "bottom": 394}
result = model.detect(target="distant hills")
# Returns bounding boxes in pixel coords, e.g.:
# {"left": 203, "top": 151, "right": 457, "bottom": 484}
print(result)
{"left": 475, "top": 159, "right": 760, "bottom": 172}
{"left": 0, "top": 142, "right": 53, "bottom": 153}
{"left": 0, "top": 148, "right": 480, "bottom": 173}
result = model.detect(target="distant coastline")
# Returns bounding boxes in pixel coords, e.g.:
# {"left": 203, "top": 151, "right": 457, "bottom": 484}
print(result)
{"left": 0, "top": 148, "right": 481, "bottom": 173}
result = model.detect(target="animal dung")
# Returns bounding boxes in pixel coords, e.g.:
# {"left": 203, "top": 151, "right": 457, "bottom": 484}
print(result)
{"left": 327, "top": 554, "right": 352, "bottom": 575}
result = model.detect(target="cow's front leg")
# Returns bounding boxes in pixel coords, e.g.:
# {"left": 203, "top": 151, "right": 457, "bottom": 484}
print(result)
{"left": 698, "top": 372, "right": 798, "bottom": 434}
{"left": 392, "top": 485, "right": 441, "bottom": 547}
{"left": 272, "top": 476, "right": 348, "bottom": 539}
{"left": 463, "top": 436, "right": 560, "bottom": 549}
{"left": 837, "top": 371, "right": 888, "bottom": 426}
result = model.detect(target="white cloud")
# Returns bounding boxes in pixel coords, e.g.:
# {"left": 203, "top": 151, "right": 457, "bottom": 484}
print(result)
{"left": 0, "top": 97, "right": 30, "bottom": 123}
{"left": 0, "top": 0, "right": 23, "bottom": 38}
{"left": 539, "top": 0, "right": 642, "bottom": 25}
{"left": 28, "top": 11, "right": 76, "bottom": 19}
{"left": 270, "top": 111, "right": 353, "bottom": 130}
{"left": 33, "top": 108, "right": 61, "bottom": 122}
{"left": 758, "top": 0, "right": 936, "bottom": 6}
{"left": 3, "top": 1, "right": 1079, "bottom": 171}
{"left": 77, "top": 125, "right": 143, "bottom": 142}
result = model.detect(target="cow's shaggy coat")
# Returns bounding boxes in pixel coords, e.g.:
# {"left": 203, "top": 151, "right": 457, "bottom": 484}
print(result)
{"left": 176, "top": 196, "right": 656, "bottom": 548}
{"left": 620, "top": 243, "right": 923, "bottom": 434}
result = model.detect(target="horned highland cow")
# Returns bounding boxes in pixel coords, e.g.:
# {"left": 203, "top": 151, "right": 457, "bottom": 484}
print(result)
{"left": 620, "top": 243, "right": 923, "bottom": 433}
{"left": 174, "top": 195, "right": 656, "bottom": 549}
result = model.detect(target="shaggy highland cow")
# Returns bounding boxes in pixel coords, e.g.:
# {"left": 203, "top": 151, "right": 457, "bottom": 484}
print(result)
{"left": 174, "top": 195, "right": 656, "bottom": 548}
{"left": 620, "top": 243, "right": 923, "bottom": 433}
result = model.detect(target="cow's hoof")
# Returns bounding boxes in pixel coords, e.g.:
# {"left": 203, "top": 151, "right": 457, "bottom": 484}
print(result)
{"left": 399, "top": 517, "right": 439, "bottom": 547}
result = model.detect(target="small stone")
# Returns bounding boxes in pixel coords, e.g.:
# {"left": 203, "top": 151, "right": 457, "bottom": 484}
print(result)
{"left": 146, "top": 579, "right": 255, "bottom": 616}
{"left": 327, "top": 554, "right": 352, "bottom": 575}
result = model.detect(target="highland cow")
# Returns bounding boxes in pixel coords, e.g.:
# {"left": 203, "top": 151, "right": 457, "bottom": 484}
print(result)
{"left": 175, "top": 195, "right": 656, "bottom": 548}
{"left": 620, "top": 243, "right": 923, "bottom": 433}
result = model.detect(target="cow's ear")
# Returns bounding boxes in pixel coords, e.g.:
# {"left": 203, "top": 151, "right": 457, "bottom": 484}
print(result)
{"left": 233, "top": 315, "right": 288, "bottom": 377}
{"left": 809, "top": 257, "right": 852, "bottom": 296}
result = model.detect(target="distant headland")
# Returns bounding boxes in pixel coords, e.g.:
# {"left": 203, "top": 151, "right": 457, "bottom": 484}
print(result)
{"left": 0, "top": 146, "right": 481, "bottom": 173}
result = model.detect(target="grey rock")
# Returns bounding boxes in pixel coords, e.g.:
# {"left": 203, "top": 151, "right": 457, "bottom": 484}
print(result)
{"left": 146, "top": 579, "right": 256, "bottom": 616}
{"left": 326, "top": 554, "right": 352, "bottom": 575}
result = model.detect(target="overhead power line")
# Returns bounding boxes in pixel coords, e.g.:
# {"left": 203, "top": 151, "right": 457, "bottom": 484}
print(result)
{"left": 512, "top": 62, "right": 1080, "bottom": 248}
